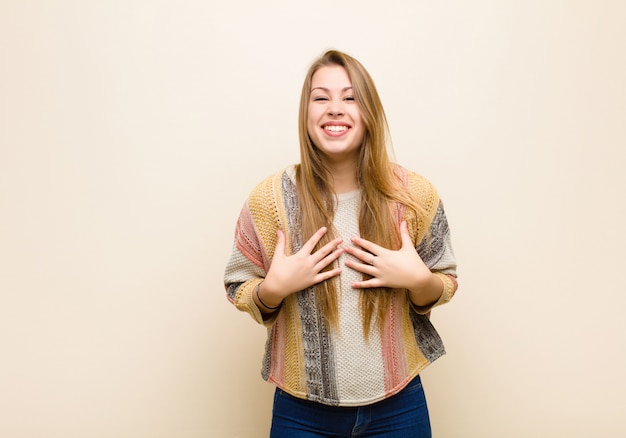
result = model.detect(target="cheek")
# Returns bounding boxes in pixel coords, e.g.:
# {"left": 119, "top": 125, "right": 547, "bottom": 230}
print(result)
{"left": 306, "top": 122, "right": 319, "bottom": 147}
{"left": 307, "top": 106, "right": 321, "bottom": 122}
{"left": 350, "top": 108, "right": 363, "bottom": 124}
{"left": 350, "top": 111, "right": 364, "bottom": 133}
{"left": 306, "top": 118, "right": 316, "bottom": 138}
{"left": 306, "top": 109, "right": 320, "bottom": 132}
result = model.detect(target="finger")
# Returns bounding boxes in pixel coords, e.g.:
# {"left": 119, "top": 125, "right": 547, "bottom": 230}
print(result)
{"left": 399, "top": 221, "right": 414, "bottom": 248}
{"left": 313, "top": 237, "right": 344, "bottom": 263}
{"left": 351, "top": 278, "right": 383, "bottom": 289}
{"left": 350, "top": 235, "right": 382, "bottom": 255}
{"left": 344, "top": 245, "right": 378, "bottom": 265}
{"left": 301, "top": 226, "right": 328, "bottom": 253}
{"left": 315, "top": 266, "right": 343, "bottom": 283}
{"left": 316, "top": 245, "right": 344, "bottom": 270}
{"left": 344, "top": 258, "right": 377, "bottom": 275}
{"left": 274, "top": 229, "right": 286, "bottom": 256}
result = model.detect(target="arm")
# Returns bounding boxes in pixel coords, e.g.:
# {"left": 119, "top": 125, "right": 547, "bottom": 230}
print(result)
{"left": 224, "top": 179, "right": 283, "bottom": 325}
{"left": 410, "top": 200, "right": 458, "bottom": 313}
{"left": 343, "top": 202, "right": 458, "bottom": 314}
{"left": 253, "top": 228, "right": 344, "bottom": 315}
{"left": 225, "top": 192, "right": 344, "bottom": 325}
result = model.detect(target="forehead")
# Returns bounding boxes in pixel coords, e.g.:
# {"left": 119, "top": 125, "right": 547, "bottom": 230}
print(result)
{"left": 311, "top": 65, "right": 352, "bottom": 89}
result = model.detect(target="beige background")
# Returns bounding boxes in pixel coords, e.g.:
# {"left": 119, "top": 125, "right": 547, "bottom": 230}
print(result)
{"left": 1, "top": 1, "right": 625, "bottom": 437}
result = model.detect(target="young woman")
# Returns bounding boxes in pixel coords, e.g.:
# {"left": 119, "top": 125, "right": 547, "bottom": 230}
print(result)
{"left": 224, "top": 49, "right": 458, "bottom": 437}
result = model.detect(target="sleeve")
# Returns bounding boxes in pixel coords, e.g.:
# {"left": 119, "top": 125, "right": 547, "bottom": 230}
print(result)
{"left": 223, "top": 179, "right": 281, "bottom": 327}
{"left": 412, "top": 199, "right": 458, "bottom": 314}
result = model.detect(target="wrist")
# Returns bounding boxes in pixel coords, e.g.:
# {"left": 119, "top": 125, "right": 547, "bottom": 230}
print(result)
{"left": 255, "top": 281, "right": 283, "bottom": 311}
{"left": 407, "top": 273, "right": 443, "bottom": 307}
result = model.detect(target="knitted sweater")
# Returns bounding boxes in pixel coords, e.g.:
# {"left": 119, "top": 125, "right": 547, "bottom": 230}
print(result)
{"left": 224, "top": 165, "right": 457, "bottom": 407}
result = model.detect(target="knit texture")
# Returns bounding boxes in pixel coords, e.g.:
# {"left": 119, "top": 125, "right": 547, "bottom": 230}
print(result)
{"left": 224, "top": 165, "right": 458, "bottom": 407}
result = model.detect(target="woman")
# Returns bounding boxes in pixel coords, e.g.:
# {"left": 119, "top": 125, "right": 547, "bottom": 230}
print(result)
{"left": 224, "top": 49, "right": 458, "bottom": 437}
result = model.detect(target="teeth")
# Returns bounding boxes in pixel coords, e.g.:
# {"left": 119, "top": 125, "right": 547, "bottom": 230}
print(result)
{"left": 324, "top": 125, "right": 348, "bottom": 132}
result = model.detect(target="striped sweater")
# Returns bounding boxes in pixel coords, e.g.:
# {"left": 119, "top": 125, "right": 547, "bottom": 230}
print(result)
{"left": 224, "top": 165, "right": 457, "bottom": 407}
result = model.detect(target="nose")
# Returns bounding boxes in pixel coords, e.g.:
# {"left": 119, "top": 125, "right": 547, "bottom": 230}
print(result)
{"left": 328, "top": 101, "right": 344, "bottom": 116}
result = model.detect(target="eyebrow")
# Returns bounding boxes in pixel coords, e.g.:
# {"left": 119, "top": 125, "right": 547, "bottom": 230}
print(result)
{"left": 311, "top": 86, "right": 353, "bottom": 92}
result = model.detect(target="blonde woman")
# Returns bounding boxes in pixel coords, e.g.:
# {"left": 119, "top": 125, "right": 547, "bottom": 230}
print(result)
{"left": 224, "top": 50, "right": 458, "bottom": 437}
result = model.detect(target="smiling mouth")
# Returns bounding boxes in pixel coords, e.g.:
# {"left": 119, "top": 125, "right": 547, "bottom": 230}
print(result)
{"left": 324, "top": 125, "right": 349, "bottom": 133}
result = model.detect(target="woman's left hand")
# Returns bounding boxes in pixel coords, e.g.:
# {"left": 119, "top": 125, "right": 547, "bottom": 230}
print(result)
{"left": 343, "top": 221, "right": 432, "bottom": 291}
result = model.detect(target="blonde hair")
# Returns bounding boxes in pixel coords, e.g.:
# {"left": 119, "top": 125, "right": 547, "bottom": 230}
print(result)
{"left": 295, "top": 50, "right": 425, "bottom": 335}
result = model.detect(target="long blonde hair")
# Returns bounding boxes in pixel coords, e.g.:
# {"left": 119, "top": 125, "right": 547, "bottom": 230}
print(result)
{"left": 295, "top": 50, "right": 425, "bottom": 335}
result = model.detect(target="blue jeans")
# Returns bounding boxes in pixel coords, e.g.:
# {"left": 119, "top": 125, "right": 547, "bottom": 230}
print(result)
{"left": 270, "top": 375, "right": 432, "bottom": 437}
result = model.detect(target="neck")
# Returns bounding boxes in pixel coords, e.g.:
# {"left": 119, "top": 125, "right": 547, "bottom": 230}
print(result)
{"left": 325, "top": 159, "right": 359, "bottom": 194}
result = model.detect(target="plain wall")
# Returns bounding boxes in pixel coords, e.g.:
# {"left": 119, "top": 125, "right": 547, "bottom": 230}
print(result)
{"left": 1, "top": 1, "right": 625, "bottom": 437}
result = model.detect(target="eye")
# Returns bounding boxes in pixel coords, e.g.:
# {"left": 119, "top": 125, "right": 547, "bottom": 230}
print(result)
{"left": 313, "top": 96, "right": 329, "bottom": 102}
{"left": 344, "top": 96, "right": 355, "bottom": 102}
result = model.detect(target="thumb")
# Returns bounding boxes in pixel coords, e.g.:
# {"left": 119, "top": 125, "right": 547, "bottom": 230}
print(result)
{"left": 399, "top": 221, "right": 413, "bottom": 249}
{"left": 274, "top": 229, "right": 286, "bottom": 256}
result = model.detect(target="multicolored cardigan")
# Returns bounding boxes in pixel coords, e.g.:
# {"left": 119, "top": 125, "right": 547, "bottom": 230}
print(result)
{"left": 224, "top": 165, "right": 458, "bottom": 406}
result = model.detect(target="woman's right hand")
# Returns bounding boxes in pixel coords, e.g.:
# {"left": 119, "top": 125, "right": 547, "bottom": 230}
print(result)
{"left": 258, "top": 227, "right": 344, "bottom": 308}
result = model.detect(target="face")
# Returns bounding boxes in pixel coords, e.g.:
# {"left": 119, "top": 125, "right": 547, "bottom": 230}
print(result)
{"left": 307, "top": 65, "right": 365, "bottom": 166}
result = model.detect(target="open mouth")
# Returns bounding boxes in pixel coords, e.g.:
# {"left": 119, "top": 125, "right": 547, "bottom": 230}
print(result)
{"left": 323, "top": 125, "right": 349, "bottom": 133}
